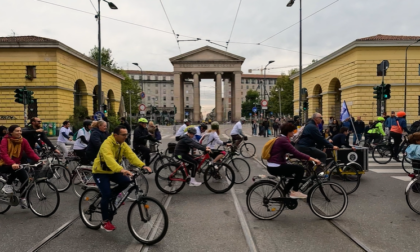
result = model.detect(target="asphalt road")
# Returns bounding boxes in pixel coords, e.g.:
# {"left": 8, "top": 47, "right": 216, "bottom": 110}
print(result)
{"left": 1, "top": 124, "right": 419, "bottom": 252}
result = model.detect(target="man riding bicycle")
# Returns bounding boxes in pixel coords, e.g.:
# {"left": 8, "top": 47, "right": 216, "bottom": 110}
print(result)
{"left": 175, "top": 119, "right": 191, "bottom": 141}
{"left": 366, "top": 117, "right": 386, "bottom": 146}
{"left": 22, "top": 117, "right": 60, "bottom": 155}
{"left": 390, "top": 111, "right": 410, "bottom": 162}
{"left": 92, "top": 125, "right": 151, "bottom": 232}
{"left": 133, "top": 118, "right": 159, "bottom": 166}
{"left": 230, "top": 117, "right": 247, "bottom": 152}
{"left": 174, "top": 127, "right": 211, "bottom": 186}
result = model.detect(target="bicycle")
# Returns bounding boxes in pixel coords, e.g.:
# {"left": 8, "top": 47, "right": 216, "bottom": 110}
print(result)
{"left": 231, "top": 136, "right": 256, "bottom": 158}
{"left": 155, "top": 151, "right": 235, "bottom": 194}
{"left": 121, "top": 159, "right": 149, "bottom": 200}
{"left": 132, "top": 142, "right": 174, "bottom": 174}
{"left": 38, "top": 148, "right": 72, "bottom": 192}
{"left": 79, "top": 171, "right": 168, "bottom": 245}
{"left": 372, "top": 135, "right": 409, "bottom": 164}
{"left": 0, "top": 162, "right": 60, "bottom": 217}
{"left": 246, "top": 162, "right": 348, "bottom": 220}
{"left": 216, "top": 144, "right": 251, "bottom": 184}
{"left": 404, "top": 160, "right": 420, "bottom": 214}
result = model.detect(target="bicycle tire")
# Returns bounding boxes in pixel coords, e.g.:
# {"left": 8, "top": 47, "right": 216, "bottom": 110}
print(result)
{"left": 127, "top": 196, "right": 169, "bottom": 245}
{"left": 402, "top": 153, "right": 413, "bottom": 174}
{"left": 73, "top": 169, "right": 95, "bottom": 198}
{"left": 246, "top": 180, "right": 285, "bottom": 220}
{"left": 126, "top": 168, "right": 149, "bottom": 200}
{"left": 0, "top": 179, "right": 11, "bottom": 214}
{"left": 240, "top": 143, "right": 256, "bottom": 158}
{"left": 49, "top": 165, "right": 72, "bottom": 192}
{"left": 308, "top": 182, "right": 348, "bottom": 219}
{"left": 153, "top": 155, "right": 172, "bottom": 174}
{"left": 79, "top": 188, "right": 102, "bottom": 229}
{"left": 406, "top": 178, "right": 420, "bottom": 214}
{"left": 226, "top": 158, "right": 251, "bottom": 184}
{"left": 372, "top": 144, "right": 392, "bottom": 164}
{"left": 328, "top": 163, "right": 362, "bottom": 195}
{"left": 203, "top": 163, "right": 235, "bottom": 194}
{"left": 28, "top": 181, "right": 60, "bottom": 217}
{"left": 155, "top": 163, "right": 186, "bottom": 194}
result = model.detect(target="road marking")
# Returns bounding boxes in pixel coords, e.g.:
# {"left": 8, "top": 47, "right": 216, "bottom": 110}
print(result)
{"left": 222, "top": 134, "right": 229, "bottom": 139}
{"left": 368, "top": 163, "right": 402, "bottom": 167}
{"left": 370, "top": 169, "right": 406, "bottom": 173}
{"left": 161, "top": 135, "right": 171, "bottom": 139}
{"left": 391, "top": 176, "right": 411, "bottom": 181}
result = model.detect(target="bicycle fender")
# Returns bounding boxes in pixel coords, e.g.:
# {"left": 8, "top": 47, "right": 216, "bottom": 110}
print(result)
{"left": 405, "top": 178, "right": 417, "bottom": 194}
{"left": 246, "top": 179, "right": 277, "bottom": 196}
{"left": 345, "top": 162, "right": 363, "bottom": 171}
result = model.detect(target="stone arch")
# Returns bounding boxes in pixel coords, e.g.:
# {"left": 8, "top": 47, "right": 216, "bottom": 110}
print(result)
{"left": 74, "top": 79, "right": 87, "bottom": 108}
{"left": 328, "top": 78, "right": 341, "bottom": 120}
{"left": 313, "top": 84, "right": 323, "bottom": 114}
{"left": 107, "top": 89, "right": 115, "bottom": 114}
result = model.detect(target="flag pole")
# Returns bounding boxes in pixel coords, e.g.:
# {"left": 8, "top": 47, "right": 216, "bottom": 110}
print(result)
{"left": 345, "top": 101, "right": 359, "bottom": 145}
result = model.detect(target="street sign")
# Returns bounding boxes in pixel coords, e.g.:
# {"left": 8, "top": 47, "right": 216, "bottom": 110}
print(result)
{"left": 261, "top": 100, "right": 268, "bottom": 110}
{"left": 252, "top": 107, "right": 257, "bottom": 113}
{"left": 139, "top": 104, "right": 146, "bottom": 111}
{"left": 140, "top": 92, "right": 146, "bottom": 99}
{"left": 94, "top": 111, "right": 105, "bottom": 121}
{"left": 140, "top": 111, "right": 145, "bottom": 114}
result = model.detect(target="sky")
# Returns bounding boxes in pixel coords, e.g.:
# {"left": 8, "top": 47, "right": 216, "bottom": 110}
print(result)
{"left": 2, "top": 0, "right": 420, "bottom": 115}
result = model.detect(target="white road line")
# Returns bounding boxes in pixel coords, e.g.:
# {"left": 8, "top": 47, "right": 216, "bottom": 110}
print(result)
{"left": 370, "top": 169, "right": 406, "bottom": 173}
{"left": 368, "top": 163, "right": 402, "bottom": 167}
{"left": 161, "top": 135, "right": 171, "bottom": 139}
{"left": 222, "top": 134, "right": 229, "bottom": 139}
{"left": 391, "top": 176, "right": 411, "bottom": 181}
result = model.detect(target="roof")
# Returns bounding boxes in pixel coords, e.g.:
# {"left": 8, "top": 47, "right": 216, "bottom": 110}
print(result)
{"left": 169, "top": 45, "right": 245, "bottom": 63}
{"left": 126, "top": 70, "right": 173, "bottom": 76}
{"left": 356, "top": 34, "right": 420, "bottom": 41}
{"left": 242, "top": 74, "right": 282, "bottom": 79}
{"left": 0, "top": 36, "right": 124, "bottom": 80}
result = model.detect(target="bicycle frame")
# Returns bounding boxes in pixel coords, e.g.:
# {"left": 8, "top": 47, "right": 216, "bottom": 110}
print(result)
{"left": 169, "top": 153, "right": 212, "bottom": 182}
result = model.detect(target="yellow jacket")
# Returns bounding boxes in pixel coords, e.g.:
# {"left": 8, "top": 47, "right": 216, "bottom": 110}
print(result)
{"left": 92, "top": 135, "right": 145, "bottom": 174}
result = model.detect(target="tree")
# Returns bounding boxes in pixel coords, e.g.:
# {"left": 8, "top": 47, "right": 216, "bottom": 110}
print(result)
{"left": 241, "top": 90, "right": 260, "bottom": 117}
{"left": 89, "top": 46, "right": 117, "bottom": 69}
{"left": 115, "top": 69, "right": 142, "bottom": 121}
{"left": 268, "top": 69, "right": 296, "bottom": 117}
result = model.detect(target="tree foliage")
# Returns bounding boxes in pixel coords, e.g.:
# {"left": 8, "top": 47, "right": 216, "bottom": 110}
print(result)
{"left": 89, "top": 46, "right": 117, "bottom": 69}
{"left": 267, "top": 69, "right": 296, "bottom": 117}
{"left": 241, "top": 90, "right": 260, "bottom": 117}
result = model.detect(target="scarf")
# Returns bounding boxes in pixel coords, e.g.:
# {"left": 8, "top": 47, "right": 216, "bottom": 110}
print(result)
{"left": 0, "top": 137, "right": 23, "bottom": 166}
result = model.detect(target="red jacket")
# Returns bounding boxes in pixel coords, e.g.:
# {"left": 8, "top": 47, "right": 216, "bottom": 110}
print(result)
{"left": 0, "top": 135, "right": 40, "bottom": 165}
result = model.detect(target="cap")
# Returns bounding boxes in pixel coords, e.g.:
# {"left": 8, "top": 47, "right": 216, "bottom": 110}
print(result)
{"left": 184, "top": 119, "right": 190, "bottom": 123}
{"left": 240, "top": 117, "right": 246, "bottom": 121}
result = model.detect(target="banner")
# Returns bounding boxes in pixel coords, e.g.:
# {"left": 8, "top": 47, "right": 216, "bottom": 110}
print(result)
{"left": 340, "top": 101, "right": 350, "bottom": 122}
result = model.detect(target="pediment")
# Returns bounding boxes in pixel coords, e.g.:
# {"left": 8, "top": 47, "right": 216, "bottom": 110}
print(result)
{"left": 170, "top": 46, "right": 245, "bottom": 63}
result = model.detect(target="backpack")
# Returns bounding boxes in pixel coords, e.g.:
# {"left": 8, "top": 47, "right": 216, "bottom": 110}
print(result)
{"left": 410, "top": 120, "right": 420, "bottom": 133}
{"left": 261, "top": 138, "right": 278, "bottom": 160}
{"left": 368, "top": 121, "right": 380, "bottom": 130}
{"left": 290, "top": 126, "right": 305, "bottom": 145}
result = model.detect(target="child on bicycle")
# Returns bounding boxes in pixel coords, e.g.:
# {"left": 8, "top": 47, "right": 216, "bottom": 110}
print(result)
{"left": 205, "top": 122, "right": 231, "bottom": 164}
{"left": 174, "top": 127, "right": 211, "bottom": 186}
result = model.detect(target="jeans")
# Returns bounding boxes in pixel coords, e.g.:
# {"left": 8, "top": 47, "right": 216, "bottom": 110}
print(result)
{"left": 252, "top": 127, "right": 257, "bottom": 135}
{"left": 0, "top": 165, "right": 29, "bottom": 197}
{"left": 267, "top": 164, "right": 304, "bottom": 192}
{"left": 264, "top": 127, "right": 269, "bottom": 137}
{"left": 353, "top": 133, "right": 362, "bottom": 145}
{"left": 57, "top": 141, "right": 74, "bottom": 158}
{"left": 295, "top": 145, "right": 327, "bottom": 164}
{"left": 93, "top": 173, "right": 131, "bottom": 221}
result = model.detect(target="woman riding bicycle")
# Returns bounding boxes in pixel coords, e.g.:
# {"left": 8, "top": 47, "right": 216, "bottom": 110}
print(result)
{"left": 267, "top": 123, "right": 321, "bottom": 199}
{"left": 73, "top": 120, "right": 92, "bottom": 165}
{"left": 174, "top": 127, "right": 211, "bottom": 187}
{"left": 92, "top": 125, "right": 151, "bottom": 232}
{"left": 0, "top": 125, "right": 40, "bottom": 208}
{"left": 86, "top": 120, "right": 108, "bottom": 164}
{"left": 205, "top": 122, "right": 230, "bottom": 165}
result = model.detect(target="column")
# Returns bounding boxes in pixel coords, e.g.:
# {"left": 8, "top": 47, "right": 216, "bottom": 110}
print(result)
{"left": 215, "top": 72, "right": 223, "bottom": 122}
{"left": 173, "top": 72, "right": 185, "bottom": 123}
{"left": 232, "top": 71, "right": 242, "bottom": 121}
{"left": 192, "top": 72, "right": 200, "bottom": 123}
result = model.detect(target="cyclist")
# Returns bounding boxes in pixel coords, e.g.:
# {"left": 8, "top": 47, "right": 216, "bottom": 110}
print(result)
{"left": 22, "top": 117, "right": 60, "bottom": 155}
{"left": 0, "top": 125, "right": 40, "bottom": 208}
{"left": 133, "top": 118, "right": 158, "bottom": 166}
{"left": 230, "top": 117, "right": 247, "bottom": 152}
{"left": 366, "top": 117, "right": 386, "bottom": 146}
{"left": 57, "top": 121, "right": 74, "bottom": 158}
{"left": 331, "top": 127, "right": 356, "bottom": 151}
{"left": 194, "top": 123, "right": 208, "bottom": 142}
{"left": 86, "top": 120, "right": 108, "bottom": 163}
{"left": 175, "top": 119, "right": 191, "bottom": 141}
{"left": 174, "top": 127, "right": 211, "bottom": 186}
{"left": 92, "top": 125, "right": 151, "bottom": 232}
{"left": 73, "top": 120, "right": 92, "bottom": 165}
{"left": 267, "top": 122, "right": 321, "bottom": 199}
{"left": 205, "top": 122, "right": 230, "bottom": 164}
{"left": 390, "top": 111, "right": 410, "bottom": 162}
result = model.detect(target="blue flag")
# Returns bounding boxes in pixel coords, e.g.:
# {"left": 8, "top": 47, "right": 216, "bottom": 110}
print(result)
{"left": 340, "top": 101, "right": 350, "bottom": 122}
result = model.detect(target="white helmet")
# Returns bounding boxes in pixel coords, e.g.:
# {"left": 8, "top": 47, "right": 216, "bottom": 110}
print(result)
{"left": 184, "top": 119, "right": 190, "bottom": 123}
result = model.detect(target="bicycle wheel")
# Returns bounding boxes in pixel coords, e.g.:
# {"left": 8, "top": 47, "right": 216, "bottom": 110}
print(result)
{"left": 66, "top": 160, "right": 80, "bottom": 173}
{"left": 73, "top": 169, "right": 95, "bottom": 198}
{"left": 79, "top": 188, "right": 102, "bottom": 229}
{"left": 240, "top": 143, "right": 256, "bottom": 158}
{"left": 127, "top": 196, "right": 169, "bottom": 245}
{"left": 246, "top": 180, "right": 285, "bottom": 220}
{"left": 406, "top": 179, "right": 420, "bottom": 214}
{"left": 226, "top": 158, "right": 251, "bottom": 184}
{"left": 126, "top": 168, "right": 149, "bottom": 200}
{"left": 153, "top": 155, "right": 172, "bottom": 174}
{"left": 402, "top": 153, "right": 413, "bottom": 174}
{"left": 372, "top": 144, "right": 392, "bottom": 164}
{"left": 328, "top": 163, "right": 361, "bottom": 195}
{"left": 28, "top": 181, "right": 60, "bottom": 217}
{"left": 308, "top": 182, "right": 348, "bottom": 219}
{"left": 155, "top": 163, "right": 186, "bottom": 194}
{"left": 204, "top": 163, "right": 235, "bottom": 193}
{"left": 48, "top": 165, "right": 72, "bottom": 192}
{"left": 0, "top": 179, "right": 11, "bottom": 214}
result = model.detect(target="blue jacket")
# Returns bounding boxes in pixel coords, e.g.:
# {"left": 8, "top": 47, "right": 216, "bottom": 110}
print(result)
{"left": 86, "top": 127, "right": 108, "bottom": 162}
{"left": 297, "top": 119, "right": 333, "bottom": 149}
{"left": 342, "top": 120, "right": 353, "bottom": 131}
{"left": 385, "top": 116, "right": 397, "bottom": 128}
{"left": 396, "top": 117, "right": 409, "bottom": 133}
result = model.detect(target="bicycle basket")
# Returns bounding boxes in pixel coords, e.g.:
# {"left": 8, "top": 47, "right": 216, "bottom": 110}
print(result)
{"left": 150, "top": 143, "right": 157, "bottom": 153}
{"left": 167, "top": 143, "right": 176, "bottom": 154}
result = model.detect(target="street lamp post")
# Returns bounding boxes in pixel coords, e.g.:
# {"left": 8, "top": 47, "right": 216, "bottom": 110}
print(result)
{"left": 276, "top": 88, "right": 283, "bottom": 118}
{"left": 263, "top": 60, "right": 275, "bottom": 119}
{"left": 404, "top": 39, "right": 420, "bottom": 112}
{"left": 132, "top": 63, "right": 144, "bottom": 101}
{"left": 126, "top": 90, "right": 133, "bottom": 127}
{"left": 286, "top": 0, "right": 302, "bottom": 124}
{"left": 96, "top": 0, "right": 118, "bottom": 112}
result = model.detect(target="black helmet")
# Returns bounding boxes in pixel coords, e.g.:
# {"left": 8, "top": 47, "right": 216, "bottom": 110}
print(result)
{"left": 200, "top": 123, "right": 208, "bottom": 130}
{"left": 83, "top": 120, "right": 92, "bottom": 127}
{"left": 187, "top": 127, "right": 197, "bottom": 135}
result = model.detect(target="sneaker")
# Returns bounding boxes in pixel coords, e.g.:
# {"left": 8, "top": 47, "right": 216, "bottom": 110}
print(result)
{"left": 289, "top": 191, "right": 307, "bottom": 199}
{"left": 1, "top": 184, "right": 13, "bottom": 194}
{"left": 19, "top": 198, "right": 28, "bottom": 209}
{"left": 189, "top": 181, "right": 202, "bottom": 187}
{"left": 101, "top": 221, "right": 116, "bottom": 232}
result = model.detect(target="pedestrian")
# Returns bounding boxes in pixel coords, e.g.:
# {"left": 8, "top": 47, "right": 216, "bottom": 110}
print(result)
{"left": 273, "top": 118, "right": 280, "bottom": 137}
{"left": 390, "top": 111, "right": 410, "bottom": 162}
{"left": 318, "top": 119, "right": 324, "bottom": 133}
{"left": 258, "top": 121, "right": 263, "bottom": 136}
{"left": 329, "top": 117, "right": 334, "bottom": 126}
{"left": 252, "top": 120, "right": 258, "bottom": 136}
{"left": 57, "top": 120, "right": 74, "bottom": 158}
{"left": 382, "top": 112, "right": 390, "bottom": 121}
{"left": 330, "top": 119, "right": 341, "bottom": 137}
{"left": 384, "top": 111, "right": 396, "bottom": 140}
{"left": 324, "top": 128, "right": 332, "bottom": 139}
{"left": 352, "top": 116, "right": 365, "bottom": 145}
{"left": 262, "top": 118, "right": 269, "bottom": 137}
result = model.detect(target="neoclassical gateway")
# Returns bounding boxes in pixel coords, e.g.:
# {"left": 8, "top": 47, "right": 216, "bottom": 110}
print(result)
{"left": 169, "top": 46, "right": 245, "bottom": 123}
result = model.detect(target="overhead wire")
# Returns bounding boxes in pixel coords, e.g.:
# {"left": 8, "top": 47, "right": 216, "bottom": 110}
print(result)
{"left": 159, "top": 0, "right": 181, "bottom": 53}
{"left": 226, "top": 0, "right": 243, "bottom": 51}
{"left": 89, "top": 0, "right": 97, "bottom": 12}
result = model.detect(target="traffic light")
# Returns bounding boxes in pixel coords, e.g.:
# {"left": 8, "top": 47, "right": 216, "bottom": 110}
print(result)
{"left": 303, "top": 101, "right": 308, "bottom": 111}
{"left": 373, "top": 85, "right": 382, "bottom": 99}
{"left": 383, "top": 84, "right": 391, "bottom": 100}
{"left": 14, "top": 88, "right": 25, "bottom": 104}
{"left": 26, "top": 90, "right": 35, "bottom": 104}
{"left": 103, "top": 104, "right": 108, "bottom": 113}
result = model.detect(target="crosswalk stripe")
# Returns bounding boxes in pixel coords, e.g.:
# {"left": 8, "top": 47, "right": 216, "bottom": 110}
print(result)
{"left": 391, "top": 176, "right": 412, "bottom": 181}
{"left": 370, "top": 169, "right": 405, "bottom": 173}
{"left": 368, "top": 163, "right": 401, "bottom": 167}
{"left": 162, "top": 135, "right": 171, "bottom": 139}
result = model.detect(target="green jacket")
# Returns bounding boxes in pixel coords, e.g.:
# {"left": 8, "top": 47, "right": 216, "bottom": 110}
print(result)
{"left": 367, "top": 122, "right": 385, "bottom": 136}
{"left": 92, "top": 135, "right": 145, "bottom": 174}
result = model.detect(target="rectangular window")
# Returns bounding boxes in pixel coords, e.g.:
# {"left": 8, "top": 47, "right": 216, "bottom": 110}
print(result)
{"left": 247, "top": 86, "right": 249, "bottom": 90}
{"left": 148, "top": 97, "right": 150, "bottom": 101}
{"left": 163, "top": 90, "right": 166, "bottom": 94}
{"left": 163, "top": 96, "right": 166, "bottom": 101}
{"left": 186, "top": 97, "right": 189, "bottom": 101}
{"left": 171, "top": 90, "right": 174, "bottom": 94}
{"left": 26, "top": 66, "right": 36, "bottom": 78}
{"left": 158, "top": 76, "right": 163, "bottom": 80}
{"left": 241, "top": 79, "right": 245, "bottom": 84}
{"left": 155, "top": 90, "right": 158, "bottom": 94}
{"left": 171, "top": 97, "right": 174, "bottom": 101}
{"left": 155, "top": 97, "right": 159, "bottom": 101}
